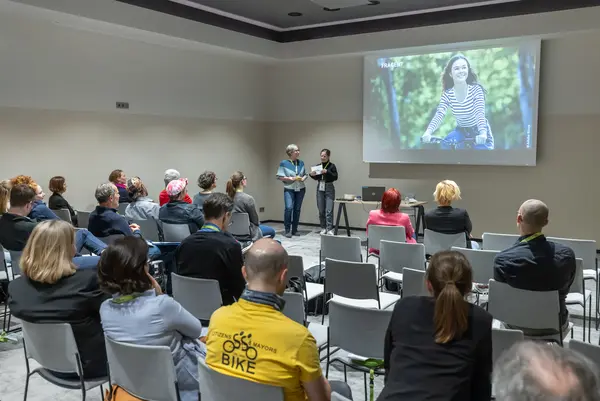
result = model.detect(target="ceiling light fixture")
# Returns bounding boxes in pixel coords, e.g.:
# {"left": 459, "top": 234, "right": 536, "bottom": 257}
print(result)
{"left": 368, "top": 0, "right": 380, "bottom": 4}
{"left": 323, "top": 7, "right": 341, "bottom": 11}
{"left": 288, "top": 12, "right": 303, "bottom": 17}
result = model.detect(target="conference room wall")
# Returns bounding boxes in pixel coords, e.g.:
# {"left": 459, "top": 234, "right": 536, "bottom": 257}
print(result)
{"left": 266, "top": 30, "right": 600, "bottom": 241}
{"left": 0, "top": 10, "right": 271, "bottom": 215}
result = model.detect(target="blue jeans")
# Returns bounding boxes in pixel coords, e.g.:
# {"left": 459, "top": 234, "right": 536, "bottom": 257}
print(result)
{"left": 442, "top": 124, "right": 494, "bottom": 150}
{"left": 284, "top": 188, "right": 305, "bottom": 234}
{"left": 73, "top": 255, "right": 100, "bottom": 269}
{"left": 75, "top": 229, "right": 107, "bottom": 255}
{"left": 259, "top": 225, "right": 276, "bottom": 238}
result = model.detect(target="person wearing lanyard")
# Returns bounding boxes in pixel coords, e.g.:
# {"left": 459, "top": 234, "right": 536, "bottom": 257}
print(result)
{"left": 493, "top": 199, "right": 576, "bottom": 336}
{"left": 310, "top": 149, "right": 338, "bottom": 235}
{"left": 276, "top": 144, "right": 308, "bottom": 238}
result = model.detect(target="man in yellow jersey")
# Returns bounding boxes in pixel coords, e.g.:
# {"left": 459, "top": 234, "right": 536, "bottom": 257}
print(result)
{"left": 205, "top": 238, "right": 353, "bottom": 401}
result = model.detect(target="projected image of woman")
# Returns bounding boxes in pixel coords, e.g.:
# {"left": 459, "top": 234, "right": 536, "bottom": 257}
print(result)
{"left": 422, "top": 54, "right": 494, "bottom": 150}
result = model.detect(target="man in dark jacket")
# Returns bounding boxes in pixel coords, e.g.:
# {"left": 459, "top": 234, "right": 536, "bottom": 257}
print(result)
{"left": 493, "top": 199, "right": 576, "bottom": 335}
{"left": 159, "top": 178, "right": 204, "bottom": 235}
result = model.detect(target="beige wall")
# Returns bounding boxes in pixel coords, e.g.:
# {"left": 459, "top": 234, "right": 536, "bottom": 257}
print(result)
{"left": 0, "top": 108, "right": 270, "bottom": 214}
{"left": 266, "top": 31, "right": 600, "bottom": 241}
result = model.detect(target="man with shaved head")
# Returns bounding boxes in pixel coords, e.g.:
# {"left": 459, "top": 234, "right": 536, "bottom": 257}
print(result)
{"left": 493, "top": 341, "right": 600, "bottom": 400}
{"left": 494, "top": 199, "right": 576, "bottom": 335}
{"left": 205, "top": 238, "right": 353, "bottom": 401}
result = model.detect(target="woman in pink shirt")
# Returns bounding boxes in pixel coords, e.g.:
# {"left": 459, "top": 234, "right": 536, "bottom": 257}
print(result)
{"left": 366, "top": 188, "right": 416, "bottom": 253}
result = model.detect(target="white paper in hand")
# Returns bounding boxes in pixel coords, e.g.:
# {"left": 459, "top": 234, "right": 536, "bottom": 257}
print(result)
{"left": 311, "top": 165, "right": 323, "bottom": 174}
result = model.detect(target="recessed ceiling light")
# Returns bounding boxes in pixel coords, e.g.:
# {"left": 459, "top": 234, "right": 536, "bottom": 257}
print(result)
{"left": 323, "top": 7, "right": 341, "bottom": 11}
{"left": 368, "top": 0, "right": 380, "bottom": 4}
{"left": 288, "top": 12, "right": 303, "bottom": 17}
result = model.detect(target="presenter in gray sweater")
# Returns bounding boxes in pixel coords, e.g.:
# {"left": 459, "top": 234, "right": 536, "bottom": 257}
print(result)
{"left": 226, "top": 171, "right": 276, "bottom": 241}
{"left": 310, "top": 149, "right": 338, "bottom": 235}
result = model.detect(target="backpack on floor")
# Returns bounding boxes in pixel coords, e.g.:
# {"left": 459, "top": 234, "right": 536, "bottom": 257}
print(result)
{"left": 104, "top": 385, "right": 144, "bottom": 401}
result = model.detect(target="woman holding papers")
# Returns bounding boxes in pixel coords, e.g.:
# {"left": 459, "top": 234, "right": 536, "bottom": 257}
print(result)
{"left": 310, "top": 149, "right": 338, "bottom": 235}
{"left": 277, "top": 144, "right": 308, "bottom": 238}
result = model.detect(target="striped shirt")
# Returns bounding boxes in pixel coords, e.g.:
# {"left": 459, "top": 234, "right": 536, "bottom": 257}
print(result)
{"left": 427, "top": 84, "right": 488, "bottom": 135}
{"left": 276, "top": 159, "right": 306, "bottom": 191}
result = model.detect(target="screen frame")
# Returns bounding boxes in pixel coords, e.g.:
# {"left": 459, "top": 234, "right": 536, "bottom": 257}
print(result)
{"left": 362, "top": 38, "right": 542, "bottom": 166}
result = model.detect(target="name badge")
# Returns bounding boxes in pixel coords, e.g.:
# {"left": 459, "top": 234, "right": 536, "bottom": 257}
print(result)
{"left": 318, "top": 181, "right": 325, "bottom": 192}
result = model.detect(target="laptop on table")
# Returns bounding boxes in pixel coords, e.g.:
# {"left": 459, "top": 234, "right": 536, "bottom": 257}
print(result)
{"left": 361, "top": 186, "right": 385, "bottom": 202}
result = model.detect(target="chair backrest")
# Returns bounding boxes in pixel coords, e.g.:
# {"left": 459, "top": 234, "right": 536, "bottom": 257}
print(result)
{"left": 117, "top": 203, "right": 128, "bottom": 215}
{"left": 321, "top": 235, "right": 362, "bottom": 263}
{"left": 198, "top": 359, "right": 284, "bottom": 401}
{"left": 53, "top": 209, "right": 72, "bottom": 224}
{"left": 325, "top": 258, "right": 378, "bottom": 301}
{"left": 451, "top": 247, "right": 499, "bottom": 284}
{"left": 492, "top": 328, "right": 524, "bottom": 365}
{"left": 171, "top": 273, "right": 223, "bottom": 321}
{"left": 569, "top": 340, "right": 600, "bottom": 371}
{"left": 98, "top": 234, "right": 125, "bottom": 245}
{"left": 9, "top": 250, "right": 22, "bottom": 277}
{"left": 482, "top": 232, "right": 520, "bottom": 251}
{"left": 328, "top": 300, "right": 392, "bottom": 359}
{"left": 282, "top": 292, "right": 305, "bottom": 325}
{"left": 331, "top": 393, "right": 352, "bottom": 401}
{"left": 105, "top": 336, "right": 179, "bottom": 401}
{"left": 568, "top": 258, "right": 585, "bottom": 295}
{"left": 162, "top": 223, "right": 192, "bottom": 242}
{"left": 287, "top": 255, "right": 306, "bottom": 286}
{"left": 547, "top": 236, "right": 597, "bottom": 273}
{"left": 488, "top": 279, "right": 560, "bottom": 330}
{"left": 380, "top": 241, "right": 426, "bottom": 274}
{"left": 229, "top": 213, "right": 251, "bottom": 237}
{"left": 21, "top": 321, "right": 81, "bottom": 374}
{"left": 402, "top": 268, "right": 428, "bottom": 298}
{"left": 424, "top": 229, "right": 467, "bottom": 255}
{"left": 133, "top": 218, "right": 162, "bottom": 242}
{"left": 77, "top": 211, "right": 91, "bottom": 229}
{"left": 0, "top": 246, "right": 7, "bottom": 281}
{"left": 367, "top": 225, "right": 405, "bottom": 252}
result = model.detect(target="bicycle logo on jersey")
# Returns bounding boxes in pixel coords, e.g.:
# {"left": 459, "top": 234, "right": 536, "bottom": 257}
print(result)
{"left": 221, "top": 331, "right": 258, "bottom": 374}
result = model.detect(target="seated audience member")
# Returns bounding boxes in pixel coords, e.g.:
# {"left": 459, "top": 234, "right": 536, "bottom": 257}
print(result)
{"left": 8, "top": 220, "right": 108, "bottom": 379}
{"left": 493, "top": 341, "right": 600, "bottom": 401}
{"left": 160, "top": 169, "right": 192, "bottom": 206}
{"left": 193, "top": 170, "right": 217, "bottom": 210}
{"left": 89, "top": 182, "right": 141, "bottom": 238}
{"left": 378, "top": 250, "right": 492, "bottom": 401}
{"left": 0, "top": 184, "right": 106, "bottom": 255}
{"left": 493, "top": 199, "right": 575, "bottom": 335}
{"left": 98, "top": 237, "right": 205, "bottom": 401}
{"left": 176, "top": 193, "right": 244, "bottom": 305}
{"left": 226, "top": 171, "right": 275, "bottom": 241}
{"left": 48, "top": 176, "right": 78, "bottom": 225}
{"left": 425, "top": 180, "right": 477, "bottom": 249}
{"left": 159, "top": 178, "right": 204, "bottom": 234}
{"left": 125, "top": 176, "right": 160, "bottom": 220}
{"left": 11, "top": 175, "right": 59, "bottom": 222}
{"left": 0, "top": 180, "right": 11, "bottom": 215}
{"left": 108, "top": 169, "right": 130, "bottom": 203}
{"left": 366, "top": 188, "right": 416, "bottom": 253}
{"left": 206, "top": 238, "right": 353, "bottom": 401}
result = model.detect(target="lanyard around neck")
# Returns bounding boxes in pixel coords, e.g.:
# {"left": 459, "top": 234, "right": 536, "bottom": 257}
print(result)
{"left": 289, "top": 159, "right": 299, "bottom": 175}
{"left": 111, "top": 292, "right": 144, "bottom": 304}
{"left": 322, "top": 161, "right": 330, "bottom": 170}
{"left": 201, "top": 223, "right": 221, "bottom": 232}
{"left": 521, "top": 232, "right": 543, "bottom": 243}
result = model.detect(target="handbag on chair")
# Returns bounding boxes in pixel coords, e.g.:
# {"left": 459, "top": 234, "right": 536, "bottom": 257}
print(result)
{"left": 104, "top": 385, "right": 144, "bottom": 401}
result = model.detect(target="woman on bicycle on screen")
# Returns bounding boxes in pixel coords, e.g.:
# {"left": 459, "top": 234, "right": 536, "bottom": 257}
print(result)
{"left": 421, "top": 54, "right": 494, "bottom": 150}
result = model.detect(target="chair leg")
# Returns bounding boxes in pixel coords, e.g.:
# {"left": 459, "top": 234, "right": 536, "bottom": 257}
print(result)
{"left": 589, "top": 297, "right": 592, "bottom": 342}
{"left": 343, "top": 365, "right": 347, "bottom": 382}
{"left": 363, "top": 373, "right": 367, "bottom": 401}
{"left": 81, "top": 386, "right": 86, "bottom": 401}
{"left": 23, "top": 374, "right": 30, "bottom": 401}
{"left": 583, "top": 302, "right": 586, "bottom": 342}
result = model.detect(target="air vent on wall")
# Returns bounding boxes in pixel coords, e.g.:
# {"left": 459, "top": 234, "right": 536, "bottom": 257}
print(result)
{"left": 310, "top": 0, "right": 371, "bottom": 9}
{"left": 116, "top": 102, "right": 129, "bottom": 110}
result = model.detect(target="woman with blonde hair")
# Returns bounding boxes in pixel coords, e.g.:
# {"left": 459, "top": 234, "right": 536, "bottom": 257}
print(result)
{"left": 226, "top": 171, "right": 275, "bottom": 241}
{"left": 425, "top": 180, "right": 477, "bottom": 249}
{"left": 8, "top": 220, "right": 108, "bottom": 379}
{"left": 276, "top": 144, "right": 307, "bottom": 238}
{"left": 379, "top": 250, "right": 492, "bottom": 401}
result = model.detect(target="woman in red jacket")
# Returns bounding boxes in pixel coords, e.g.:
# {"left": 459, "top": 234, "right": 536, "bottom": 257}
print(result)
{"left": 366, "top": 188, "right": 415, "bottom": 253}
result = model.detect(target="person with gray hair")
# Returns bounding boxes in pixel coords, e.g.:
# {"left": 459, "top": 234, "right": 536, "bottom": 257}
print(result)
{"left": 159, "top": 168, "right": 192, "bottom": 206}
{"left": 493, "top": 341, "right": 600, "bottom": 401}
{"left": 276, "top": 144, "right": 308, "bottom": 238}
{"left": 205, "top": 238, "right": 354, "bottom": 400}
{"left": 493, "top": 199, "right": 576, "bottom": 335}
{"left": 192, "top": 170, "right": 217, "bottom": 210}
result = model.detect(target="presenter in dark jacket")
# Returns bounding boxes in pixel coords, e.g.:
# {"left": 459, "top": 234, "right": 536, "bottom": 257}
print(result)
{"left": 8, "top": 220, "right": 109, "bottom": 379}
{"left": 48, "top": 176, "right": 78, "bottom": 226}
{"left": 310, "top": 149, "right": 338, "bottom": 235}
{"left": 378, "top": 250, "right": 492, "bottom": 401}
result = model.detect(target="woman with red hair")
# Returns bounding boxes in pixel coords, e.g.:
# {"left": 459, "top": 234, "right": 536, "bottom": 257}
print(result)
{"left": 366, "top": 188, "right": 416, "bottom": 253}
